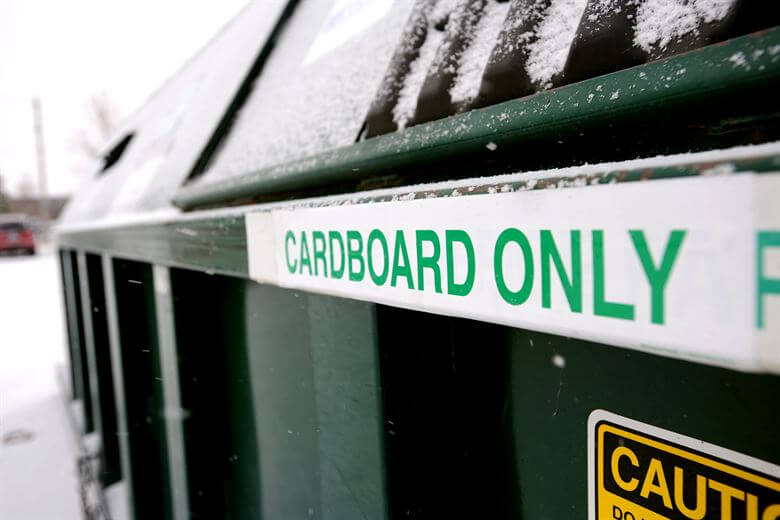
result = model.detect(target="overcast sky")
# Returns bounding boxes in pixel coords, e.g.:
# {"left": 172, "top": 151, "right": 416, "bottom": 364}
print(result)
{"left": 0, "top": 0, "right": 247, "bottom": 197}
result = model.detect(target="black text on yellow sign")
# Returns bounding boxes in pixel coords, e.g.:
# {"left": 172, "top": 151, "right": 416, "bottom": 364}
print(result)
{"left": 593, "top": 417, "right": 780, "bottom": 520}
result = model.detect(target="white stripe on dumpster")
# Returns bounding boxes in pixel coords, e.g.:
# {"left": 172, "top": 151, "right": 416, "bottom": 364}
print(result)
{"left": 246, "top": 173, "right": 780, "bottom": 374}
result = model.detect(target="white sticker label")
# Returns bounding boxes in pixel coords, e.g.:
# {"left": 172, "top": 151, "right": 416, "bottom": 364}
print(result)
{"left": 246, "top": 174, "right": 780, "bottom": 373}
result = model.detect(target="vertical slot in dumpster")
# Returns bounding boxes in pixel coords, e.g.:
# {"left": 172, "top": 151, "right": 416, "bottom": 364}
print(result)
{"left": 83, "top": 253, "right": 122, "bottom": 485}
{"left": 169, "top": 268, "right": 261, "bottom": 519}
{"left": 376, "top": 307, "right": 521, "bottom": 518}
{"left": 112, "top": 258, "right": 172, "bottom": 519}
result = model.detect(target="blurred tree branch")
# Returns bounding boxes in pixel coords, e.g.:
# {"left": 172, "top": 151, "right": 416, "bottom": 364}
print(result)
{"left": 69, "top": 91, "right": 120, "bottom": 174}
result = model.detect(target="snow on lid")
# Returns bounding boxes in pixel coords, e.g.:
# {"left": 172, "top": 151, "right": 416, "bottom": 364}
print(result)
{"left": 450, "top": 0, "right": 512, "bottom": 104}
{"left": 525, "top": 0, "right": 589, "bottom": 89}
{"left": 304, "top": 0, "right": 396, "bottom": 64}
{"left": 586, "top": 0, "right": 623, "bottom": 23}
{"left": 392, "top": 0, "right": 467, "bottom": 128}
{"left": 201, "top": 0, "right": 416, "bottom": 183}
{"left": 394, "top": 22, "right": 446, "bottom": 128}
{"left": 633, "top": 0, "right": 736, "bottom": 53}
{"left": 61, "top": 1, "right": 288, "bottom": 225}
{"left": 430, "top": 0, "right": 462, "bottom": 25}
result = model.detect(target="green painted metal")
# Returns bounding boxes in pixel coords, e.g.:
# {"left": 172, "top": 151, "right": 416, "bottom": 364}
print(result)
{"left": 174, "top": 28, "right": 780, "bottom": 210}
{"left": 61, "top": 256, "right": 780, "bottom": 519}
{"left": 58, "top": 250, "right": 84, "bottom": 401}
{"left": 307, "top": 294, "right": 387, "bottom": 519}
{"left": 58, "top": 214, "right": 247, "bottom": 278}
{"left": 62, "top": 250, "right": 95, "bottom": 433}
{"left": 505, "top": 327, "right": 780, "bottom": 517}
{"left": 244, "top": 284, "right": 387, "bottom": 519}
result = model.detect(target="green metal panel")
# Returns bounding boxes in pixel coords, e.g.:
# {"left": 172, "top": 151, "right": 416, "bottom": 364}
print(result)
{"left": 504, "top": 327, "right": 780, "bottom": 518}
{"left": 243, "top": 284, "right": 387, "bottom": 519}
{"left": 372, "top": 307, "right": 780, "bottom": 518}
{"left": 112, "top": 258, "right": 174, "bottom": 520}
{"left": 307, "top": 294, "right": 386, "bottom": 520}
{"left": 58, "top": 250, "right": 83, "bottom": 401}
{"left": 244, "top": 284, "right": 321, "bottom": 518}
{"left": 58, "top": 215, "right": 248, "bottom": 279}
{"left": 62, "top": 249, "right": 95, "bottom": 433}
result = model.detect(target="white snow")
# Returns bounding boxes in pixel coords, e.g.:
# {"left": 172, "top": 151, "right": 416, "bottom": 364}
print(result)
{"left": 728, "top": 51, "right": 748, "bottom": 69}
{"left": 525, "top": 0, "right": 588, "bottom": 89}
{"left": 552, "top": 354, "right": 567, "bottom": 368}
{"left": 634, "top": 0, "right": 736, "bottom": 53}
{"left": 450, "top": 0, "right": 512, "bottom": 104}
{"left": 394, "top": 23, "right": 446, "bottom": 129}
{"left": 587, "top": 0, "right": 622, "bottom": 23}
{"left": 0, "top": 252, "right": 81, "bottom": 519}
{"left": 204, "top": 0, "right": 416, "bottom": 180}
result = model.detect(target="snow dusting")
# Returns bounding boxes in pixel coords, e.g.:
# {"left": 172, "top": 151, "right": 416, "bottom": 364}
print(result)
{"left": 633, "top": 0, "right": 736, "bottom": 53}
{"left": 587, "top": 0, "right": 622, "bottom": 23}
{"left": 728, "top": 51, "right": 748, "bottom": 69}
{"left": 450, "top": 0, "right": 511, "bottom": 104}
{"left": 394, "top": 21, "right": 446, "bottom": 129}
{"left": 525, "top": 0, "right": 588, "bottom": 89}
{"left": 205, "top": 0, "right": 416, "bottom": 181}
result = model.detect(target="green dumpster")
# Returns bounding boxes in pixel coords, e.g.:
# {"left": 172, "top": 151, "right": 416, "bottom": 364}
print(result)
{"left": 56, "top": 1, "right": 780, "bottom": 518}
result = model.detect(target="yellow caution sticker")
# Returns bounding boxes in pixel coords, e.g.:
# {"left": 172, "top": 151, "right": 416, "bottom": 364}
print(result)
{"left": 588, "top": 411, "right": 780, "bottom": 520}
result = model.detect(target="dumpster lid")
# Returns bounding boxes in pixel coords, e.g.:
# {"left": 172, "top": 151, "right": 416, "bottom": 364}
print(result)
{"left": 58, "top": 0, "right": 290, "bottom": 226}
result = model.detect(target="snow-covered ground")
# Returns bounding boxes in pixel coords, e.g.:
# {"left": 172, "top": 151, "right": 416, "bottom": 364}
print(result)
{"left": 0, "top": 250, "right": 82, "bottom": 519}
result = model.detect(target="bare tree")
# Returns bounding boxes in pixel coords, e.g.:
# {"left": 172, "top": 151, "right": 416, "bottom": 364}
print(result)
{"left": 70, "top": 91, "right": 121, "bottom": 174}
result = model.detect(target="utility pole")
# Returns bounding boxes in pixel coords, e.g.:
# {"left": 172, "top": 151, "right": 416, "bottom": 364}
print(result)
{"left": 32, "top": 97, "right": 48, "bottom": 220}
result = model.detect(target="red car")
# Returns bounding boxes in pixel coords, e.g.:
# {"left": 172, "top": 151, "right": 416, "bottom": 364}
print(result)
{"left": 0, "top": 217, "right": 36, "bottom": 255}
